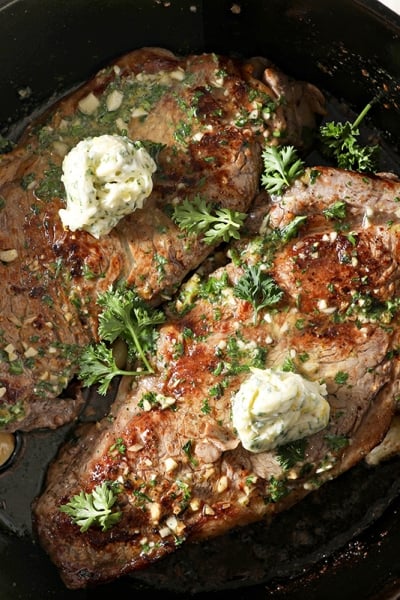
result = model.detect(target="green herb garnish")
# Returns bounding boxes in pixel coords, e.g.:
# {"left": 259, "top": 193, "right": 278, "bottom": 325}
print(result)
{"left": 261, "top": 145, "right": 305, "bottom": 195}
{"left": 319, "top": 102, "right": 379, "bottom": 172}
{"left": 182, "top": 440, "right": 198, "bottom": 466}
{"left": 323, "top": 200, "right": 347, "bottom": 221}
{"left": 59, "top": 481, "right": 122, "bottom": 532}
{"left": 172, "top": 195, "right": 247, "bottom": 245}
{"left": 78, "top": 284, "right": 165, "bottom": 394}
{"left": 78, "top": 343, "right": 137, "bottom": 395}
{"left": 334, "top": 370, "right": 349, "bottom": 385}
{"left": 279, "top": 215, "right": 308, "bottom": 243}
{"left": 267, "top": 475, "right": 289, "bottom": 503}
{"left": 325, "top": 434, "right": 349, "bottom": 452}
{"left": 0, "top": 135, "right": 14, "bottom": 154}
{"left": 234, "top": 264, "right": 284, "bottom": 320}
{"left": 276, "top": 439, "right": 307, "bottom": 470}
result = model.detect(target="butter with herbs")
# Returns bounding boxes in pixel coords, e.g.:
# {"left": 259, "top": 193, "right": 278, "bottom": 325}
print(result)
{"left": 231, "top": 367, "right": 329, "bottom": 453}
{"left": 59, "top": 134, "right": 156, "bottom": 238}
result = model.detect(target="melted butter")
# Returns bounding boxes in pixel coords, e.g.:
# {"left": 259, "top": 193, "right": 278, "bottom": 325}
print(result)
{"left": 59, "top": 134, "right": 156, "bottom": 238}
{"left": 231, "top": 367, "right": 330, "bottom": 453}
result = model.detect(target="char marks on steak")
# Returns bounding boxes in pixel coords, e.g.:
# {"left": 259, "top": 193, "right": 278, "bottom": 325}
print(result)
{"left": 0, "top": 47, "right": 325, "bottom": 432}
{"left": 33, "top": 166, "right": 400, "bottom": 589}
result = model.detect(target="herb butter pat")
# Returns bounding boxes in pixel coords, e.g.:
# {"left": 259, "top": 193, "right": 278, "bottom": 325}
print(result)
{"left": 59, "top": 134, "right": 156, "bottom": 238}
{"left": 232, "top": 368, "right": 329, "bottom": 452}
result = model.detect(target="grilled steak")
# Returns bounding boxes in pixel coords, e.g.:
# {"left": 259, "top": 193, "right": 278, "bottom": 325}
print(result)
{"left": 33, "top": 166, "right": 400, "bottom": 589}
{"left": 0, "top": 47, "right": 325, "bottom": 432}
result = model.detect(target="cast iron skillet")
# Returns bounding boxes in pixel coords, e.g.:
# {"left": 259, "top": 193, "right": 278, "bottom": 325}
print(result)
{"left": 1, "top": 0, "right": 400, "bottom": 598}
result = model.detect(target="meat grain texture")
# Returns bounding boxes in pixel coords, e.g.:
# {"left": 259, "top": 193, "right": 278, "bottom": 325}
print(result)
{"left": 0, "top": 47, "right": 325, "bottom": 432}
{"left": 33, "top": 167, "right": 400, "bottom": 589}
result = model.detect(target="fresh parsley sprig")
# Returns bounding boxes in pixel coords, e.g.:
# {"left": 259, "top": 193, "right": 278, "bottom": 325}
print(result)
{"left": 172, "top": 195, "right": 247, "bottom": 245}
{"left": 78, "top": 284, "right": 166, "bottom": 394}
{"left": 59, "top": 481, "right": 122, "bottom": 532}
{"left": 319, "top": 102, "right": 379, "bottom": 172}
{"left": 79, "top": 343, "right": 139, "bottom": 395}
{"left": 97, "top": 286, "right": 165, "bottom": 367}
{"left": 261, "top": 145, "right": 305, "bottom": 195}
{"left": 279, "top": 215, "right": 308, "bottom": 243}
{"left": 234, "top": 264, "right": 284, "bottom": 321}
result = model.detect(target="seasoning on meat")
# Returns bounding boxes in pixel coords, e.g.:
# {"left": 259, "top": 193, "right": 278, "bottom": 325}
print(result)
{"left": 32, "top": 166, "right": 400, "bottom": 590}
{"left": 0, "top": 47, "right": 325, "bottom": 432}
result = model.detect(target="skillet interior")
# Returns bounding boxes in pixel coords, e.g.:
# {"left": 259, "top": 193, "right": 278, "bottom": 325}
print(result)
{"left": 1, "top": 0, "right": 400, "bottom": 598}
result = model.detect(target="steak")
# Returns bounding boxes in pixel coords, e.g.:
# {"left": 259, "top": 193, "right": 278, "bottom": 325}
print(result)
{"left": 0, "top": 47, "right": 325, "bottom": 432}
{"left": 32, "top": 166, "right": 400, "bottom": 589}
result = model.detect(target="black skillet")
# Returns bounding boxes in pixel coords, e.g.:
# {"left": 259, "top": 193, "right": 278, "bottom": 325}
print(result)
{"left": 1, "top": 1, "right": 400, "bottom": 598}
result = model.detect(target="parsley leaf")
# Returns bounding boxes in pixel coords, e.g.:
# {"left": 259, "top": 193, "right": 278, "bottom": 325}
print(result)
{"left": 276, "top": 439, "right": 307, "bottom": 470}
{"left": 172, "top": 195, "right": 247, "bottom": 245}
{"left": 79, "top": 343, "right": 145, "bottom": 395}
{"left": 59, "top": 481, "right": 122, "bottom": 532}
{"left": 323, "top": 200, "right": 347, "bottom": 220}
{"left": 78, "top": 284, "right": 166, "bottom": 394}
{"left": 234, "top": 264, "right": 284, "bottom": 320}
{"left": 319, "top": 102, "right": 379, "bottom": 172}
{"left": 261, "top": 145, "right": 305, "bottom": 195}
{"left": 279, "top": 215, "right": 308, "bottom": 243}
{"left": 97, "top": 285, "right": 165, "bottom": 365}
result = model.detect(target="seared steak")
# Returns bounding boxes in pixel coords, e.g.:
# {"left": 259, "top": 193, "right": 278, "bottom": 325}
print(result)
{"left": 33, "top": 166, "right": 400, "bottom": 589}
{"left": 0, "top": 47, "right": 325, "bottom": 432}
